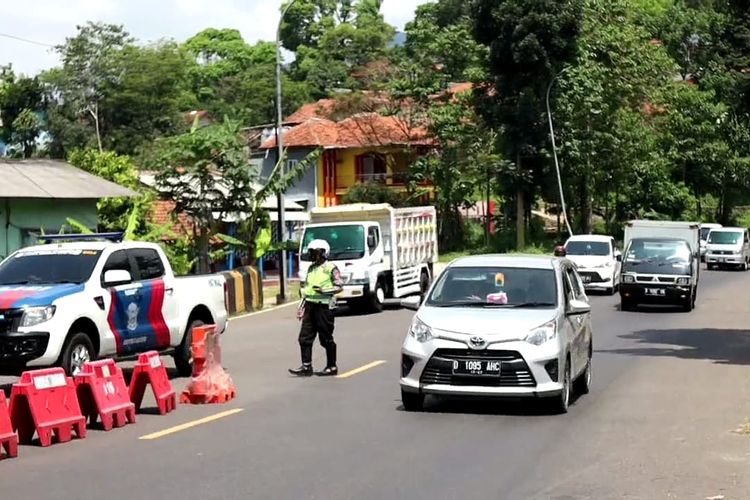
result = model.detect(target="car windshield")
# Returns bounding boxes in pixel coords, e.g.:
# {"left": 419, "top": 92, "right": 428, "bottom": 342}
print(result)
{"left": 301, "top": 225, "right": 365, "bottom": 261}
{"left": 707, "top": 231, "right": 742, "bottom": 245}
{"left": 565, "top": 241, "right": 610, "bottom": 256}
{"left": 623, "top": 240, "right": 691, "bottom": 267}
{"left": 0, "top": 248, "right": 102, "bottom": 285}
{"left": 425, "top": 266, "right": 557, "bottom": 308}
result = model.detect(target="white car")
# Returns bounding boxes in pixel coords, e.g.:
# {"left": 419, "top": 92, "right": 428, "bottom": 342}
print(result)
{"left": 0, "top": 235, "right": 228, "bottom": 375}
{"left": 564, "top": 235, "right": 621, "bottom": 295}
{"left": 705, "top": 227, "right": 750, "bottom": 270}
{"left": 399, "top": 255, "right": 593, "bottom": 414}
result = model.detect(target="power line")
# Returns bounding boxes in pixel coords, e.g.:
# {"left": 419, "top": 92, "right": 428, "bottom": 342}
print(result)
{"left": 0, "top": 32, "right": 55, "bottom": 48}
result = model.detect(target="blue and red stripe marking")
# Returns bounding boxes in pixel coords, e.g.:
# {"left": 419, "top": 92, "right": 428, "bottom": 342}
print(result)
{"left": 0, "top": 284, "right": 84, "bottom": 309}
{"left": 107, "top": 279, "right": 171, "bottom": 356}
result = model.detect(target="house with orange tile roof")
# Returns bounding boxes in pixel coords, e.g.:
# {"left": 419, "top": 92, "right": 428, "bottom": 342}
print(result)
{"left": 259, "top": 108, "right": 436, "bottom": 209}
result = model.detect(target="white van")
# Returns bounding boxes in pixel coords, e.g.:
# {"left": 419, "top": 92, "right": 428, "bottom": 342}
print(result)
{"left": 705, "top": 227, "right": 750, "bottom": 270}
{"left": 699, "top": 223, "right": 722, "bottom": 261}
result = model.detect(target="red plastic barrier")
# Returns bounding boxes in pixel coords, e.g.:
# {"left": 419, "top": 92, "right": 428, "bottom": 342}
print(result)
{"left": 129, "top": 351, "right": 176, "bottom": 415}
{"left": 180, "top": 324, "right": 236, "bottom": 404}
{"left": 9, "top": 368, "right": 86, "bottom": 447}
{"left": 75, "top": 359, "right": 136, "bottom": 431}
{"left": 0, "top": 392, "right": 18, "bottom": 459}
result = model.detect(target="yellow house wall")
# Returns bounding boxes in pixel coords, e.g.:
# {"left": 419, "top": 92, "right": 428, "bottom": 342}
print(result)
{"left": 316, "top": 147, "right": 430, "bottom": 207}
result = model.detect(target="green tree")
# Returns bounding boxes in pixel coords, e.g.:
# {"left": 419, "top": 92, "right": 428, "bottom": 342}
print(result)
{"left": 471, "top": 0, "right": 585, "bottom": 248}
{"left": 281, "top": 0, "right": 396, "bottom": 97}
{"left": 11, "top": 109, "right": 42, "bottom": 158}
{"left": 46, "top": 22, "right": 133, "bottom": 153}
{"left": 184, "top": 28, "right": 308, "bottom": 125}
{"left": 67, "top": 148, "right": 142, "bottom": 231}
{"left": 555, "top": 0, "right": 678, "bottom": 232}
{"left": 147, "top": 118, "right": 318, "bottom": 272}
{"left": 0, "top": 67, "right": 45, "bottom": 156}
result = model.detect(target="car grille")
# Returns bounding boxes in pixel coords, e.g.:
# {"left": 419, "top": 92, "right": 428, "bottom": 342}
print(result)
{"left": 713, "top": 250, "right": 734, "bottom": 256}
{"left": 420, "top": 349, "right": 536, "bottom": 387}
{"left": 635, "top": 276, "right": 676, "bottom": 284}
{"left": 0, "top": 309, "right": 22, "bottom": 334}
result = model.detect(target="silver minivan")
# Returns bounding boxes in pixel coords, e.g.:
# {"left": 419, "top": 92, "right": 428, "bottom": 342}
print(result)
{"left": 705, "top": 227, "right": 750, "bottom": 270}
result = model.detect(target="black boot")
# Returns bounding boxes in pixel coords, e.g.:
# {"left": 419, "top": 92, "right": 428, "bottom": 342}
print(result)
{"left": 316, "top": 366, "right": 338, "bottom": 377}
{"left": 289, "top": 364, "right": 313, "bottom": 377}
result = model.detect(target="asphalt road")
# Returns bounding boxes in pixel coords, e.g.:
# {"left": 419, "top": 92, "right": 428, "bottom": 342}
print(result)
{"left": 2, "top": 266, "right": 750, "bottom": 499}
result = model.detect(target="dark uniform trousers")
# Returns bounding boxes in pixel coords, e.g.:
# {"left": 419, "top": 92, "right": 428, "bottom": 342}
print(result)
{"left": 298, "top": 302, "right": 336, "bottom": 366}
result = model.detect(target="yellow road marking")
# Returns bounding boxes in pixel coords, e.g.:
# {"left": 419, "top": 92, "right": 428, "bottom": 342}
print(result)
{"left": 139, "top": 408, "right": 244, "bottom": 440}
{"left": 336, "top": 360, "right": 387, "bottom": 379}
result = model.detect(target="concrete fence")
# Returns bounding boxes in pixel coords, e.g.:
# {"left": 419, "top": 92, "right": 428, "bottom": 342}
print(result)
{"left": 221, "top": 266, "right": 263, "bottom": 315}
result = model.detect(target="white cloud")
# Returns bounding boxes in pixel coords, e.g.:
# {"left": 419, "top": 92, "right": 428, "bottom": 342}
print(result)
{"left": 0, "top": 0, "right": 432, "bottom": 76}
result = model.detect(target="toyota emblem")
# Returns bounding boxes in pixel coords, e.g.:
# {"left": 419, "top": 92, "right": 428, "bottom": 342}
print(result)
{"left": 469, "top": 336, "right": 486, "bottom": 349}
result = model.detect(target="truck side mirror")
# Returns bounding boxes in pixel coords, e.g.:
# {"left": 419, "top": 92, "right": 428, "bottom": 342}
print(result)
{"left": 367, "top": 234, "right": 376, "bottom": 250}
{"left": 616, "top": 254, "right": 622, "bottom": 262}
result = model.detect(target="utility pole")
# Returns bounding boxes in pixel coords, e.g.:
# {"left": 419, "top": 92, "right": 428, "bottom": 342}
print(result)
{"left": 274, "top": 0, "right": 298, "bottom": 304}
{"left": 546, "top": 66, "right": 574, "bottom": 238}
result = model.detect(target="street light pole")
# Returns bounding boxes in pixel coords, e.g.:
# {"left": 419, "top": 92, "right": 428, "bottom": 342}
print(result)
{"left": 274, "top": 0, "right": 297, "bottom": 304}
{"left": 546, "top": 67, "right": 574, "bottom": 239}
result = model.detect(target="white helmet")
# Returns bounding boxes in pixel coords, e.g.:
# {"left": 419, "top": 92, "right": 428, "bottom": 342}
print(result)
{"left": 307, "top": 239, "right": 330, "bottom": 258}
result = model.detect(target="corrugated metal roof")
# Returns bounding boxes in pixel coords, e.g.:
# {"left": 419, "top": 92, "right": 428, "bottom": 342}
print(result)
{"left": 0, "top": 159, "right": 137, "bottom": 199}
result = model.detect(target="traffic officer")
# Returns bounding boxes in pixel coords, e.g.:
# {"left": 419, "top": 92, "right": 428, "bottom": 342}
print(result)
{"left": 289, "top": 239, "right": 343, "bottom": 377}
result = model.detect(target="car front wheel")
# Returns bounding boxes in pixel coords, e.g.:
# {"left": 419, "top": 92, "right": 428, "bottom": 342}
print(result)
{"left": 551, "top": 359, "right": 571, "bottom": 414}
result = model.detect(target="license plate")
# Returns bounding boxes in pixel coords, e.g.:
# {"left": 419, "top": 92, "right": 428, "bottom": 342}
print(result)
{"left": 645, "top": 288, "right": 666, "bottom": 296}
{"left": 452, "top": 360, "right": 502, "bottom": 376}
{"left": 581, "top": 275, "right": 592, "bottom": 283}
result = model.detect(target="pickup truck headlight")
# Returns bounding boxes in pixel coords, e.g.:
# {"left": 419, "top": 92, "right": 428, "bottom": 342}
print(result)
{"left": 21, "top": 306, "right": 56, "bottom": 327}
{"left": 622, "top": 274, "right": 635, "bottom": 283}
{"left": 676, "top": 277, "right": 690, "bottom": 285}
{"left": 525, "top": 321, "right": 557, "bottom": 346}
{"left": 349, "top": 278, "right": 369, "bottom": 285}
{"left": 408, "top": 317, "right": 433, "bottom": 343}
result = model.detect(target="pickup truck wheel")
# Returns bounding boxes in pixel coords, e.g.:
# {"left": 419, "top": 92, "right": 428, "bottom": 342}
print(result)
{"left": 60, "top": 332, "right": 95, "bottom": 376}
{"left": 174, "top": 319, "right": 201, "bottom": 377}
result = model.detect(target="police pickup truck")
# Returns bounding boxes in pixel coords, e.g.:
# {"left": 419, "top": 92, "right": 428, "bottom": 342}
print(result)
{"left": 0, "top": 234, "right": 228, "bottom": 375}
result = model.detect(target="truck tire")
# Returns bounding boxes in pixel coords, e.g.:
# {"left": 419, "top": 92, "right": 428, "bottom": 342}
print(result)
{"left": 369, "top": 280, "right": 385, "bottom": 313}
{"left": 174, "top": 319, "right": 202, "bottom": 377}
{"left": 60, "top": 332, "right": 96, "bottom": 376}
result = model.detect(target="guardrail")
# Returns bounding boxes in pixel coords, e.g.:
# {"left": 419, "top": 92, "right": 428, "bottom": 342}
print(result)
{"left": 220, "top": 266, "right": 263, "bottom": 315}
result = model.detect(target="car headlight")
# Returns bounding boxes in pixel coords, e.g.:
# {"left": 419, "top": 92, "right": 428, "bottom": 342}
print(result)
{"left": 21, "top": 306, "right": 56, "bottom": 327}
{"left": 350, "top": 278, "right": 369, "bottom": 285}
{"left": 676, "top": 277, "right": 690, "bottom": 285}
{"left": 525, "top": 320, "right": 557, "bottom": 346}
{"left": 622, "top": 274, "right": 635, "bottom": 283}
{"left": 408, "top": 317, "right": 433, "bottom": 343}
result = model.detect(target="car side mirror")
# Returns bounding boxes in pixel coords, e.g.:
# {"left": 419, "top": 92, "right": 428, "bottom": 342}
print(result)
{"left": 566, "top": 299, "right": 590, "bottom": 316}
{"left": 103, "top": 269, "right": 131, "bottom": 287}
{"left": 401, "top": 295, "right": 421, "bottom": 311}
{"left": 616, "top": 254, "right": 622, "bottom": 262}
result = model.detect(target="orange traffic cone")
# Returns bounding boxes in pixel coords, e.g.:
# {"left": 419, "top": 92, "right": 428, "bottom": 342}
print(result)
{"left": 180, "top": 325, "right": 236, "bottom": 404}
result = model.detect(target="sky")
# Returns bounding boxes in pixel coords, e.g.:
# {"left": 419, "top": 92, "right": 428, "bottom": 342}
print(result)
{"left": 0, "top": 0, "right": 432, "bottom": 76}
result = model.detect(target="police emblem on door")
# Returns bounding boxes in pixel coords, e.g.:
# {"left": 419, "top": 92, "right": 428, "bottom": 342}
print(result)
{"left": 127, "top": 302, "right": 139, "bottom": 331}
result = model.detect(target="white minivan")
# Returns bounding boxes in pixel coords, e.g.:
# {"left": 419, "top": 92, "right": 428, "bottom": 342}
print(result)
{"left": 705, "top": 227, "right": 750, "bottom": 270}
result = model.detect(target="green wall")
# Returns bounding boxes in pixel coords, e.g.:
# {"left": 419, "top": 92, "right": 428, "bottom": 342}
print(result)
{"left": 0, "top": 198, "right": 98, "bottom": 259}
